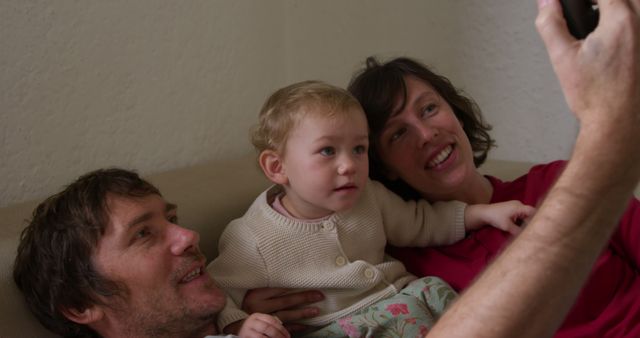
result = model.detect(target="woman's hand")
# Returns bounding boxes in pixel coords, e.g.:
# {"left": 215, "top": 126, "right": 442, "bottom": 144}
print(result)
{"left": 242, "top": 287, "right": 324, "bottom": 333}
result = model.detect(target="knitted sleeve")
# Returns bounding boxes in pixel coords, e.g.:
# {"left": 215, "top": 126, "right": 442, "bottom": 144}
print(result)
{"left": 206, "top": 218, "right": 270, "bottom": 331}
{"left": 369, "top": 180, "right": 466, "bottom": 247}
{"left": 216, "top": 296, "right": 249, "bottom": 333}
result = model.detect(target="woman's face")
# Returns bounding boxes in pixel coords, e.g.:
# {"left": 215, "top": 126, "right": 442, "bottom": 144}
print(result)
{"left": 376, "top": 75, "right": 478, "bottom": 201}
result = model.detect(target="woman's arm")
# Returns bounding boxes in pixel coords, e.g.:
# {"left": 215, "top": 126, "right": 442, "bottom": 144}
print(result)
{"left": 430, "top": 0, "right": 640, "bottom": 337}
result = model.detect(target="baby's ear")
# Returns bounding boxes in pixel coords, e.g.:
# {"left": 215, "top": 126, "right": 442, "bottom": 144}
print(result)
{"left": 259, "top": 150, "right": 288, "bottom": 185}
{"left": 61, "top": 304, "right": 104, "bottom": 325}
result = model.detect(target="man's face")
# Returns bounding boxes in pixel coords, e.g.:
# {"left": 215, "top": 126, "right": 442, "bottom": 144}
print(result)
{"left": 91, "top": 193, "right": 225, "bottom": 337}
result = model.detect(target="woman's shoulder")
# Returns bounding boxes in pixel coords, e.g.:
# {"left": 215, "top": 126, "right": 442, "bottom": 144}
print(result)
{"left": 528, "top": 160, "right": 567, "bottom": 179}
{"left": 488, "top": 160, "right": 567, "bottom": 204}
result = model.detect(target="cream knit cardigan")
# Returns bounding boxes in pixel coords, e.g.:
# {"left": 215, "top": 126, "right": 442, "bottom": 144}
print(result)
{"left": 207, "top": 180, "right": 465, "bottom": 330}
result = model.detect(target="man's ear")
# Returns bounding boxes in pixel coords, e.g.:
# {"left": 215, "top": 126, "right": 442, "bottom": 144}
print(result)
{"left": 61, "top": 305, "right": 104, "bottom": 325}
{"left": 259, "top": 150, "right": 288, "bottom": 185}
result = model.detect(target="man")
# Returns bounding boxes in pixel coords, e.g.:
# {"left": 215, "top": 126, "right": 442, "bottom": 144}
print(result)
{"left": 13, "top": 169, "right": 287, "bottom": 338}
{"left": 13, "top": 0, "right": 640, "bottom": 337}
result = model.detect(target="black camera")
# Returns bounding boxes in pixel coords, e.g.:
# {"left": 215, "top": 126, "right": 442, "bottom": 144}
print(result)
{"left": 560, "top": 0, "right": 599, "bottom": 39}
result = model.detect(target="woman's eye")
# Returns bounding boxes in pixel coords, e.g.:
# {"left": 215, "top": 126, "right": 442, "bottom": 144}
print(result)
{"left": 421, "top": 103, "right": 438, "bottom": 117}
{"left": 319, "top": 147, "right": 335, "bottom": 156}
{"left": 353, "top": 145, "right": 367, "bottom": 154}
{"left": 389, "top": 128, "right": 406, "bottom": 143}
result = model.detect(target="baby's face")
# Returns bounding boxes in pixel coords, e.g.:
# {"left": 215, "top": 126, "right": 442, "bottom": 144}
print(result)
{"left": 279, "top": 107, "right": 370, "bottom": 219}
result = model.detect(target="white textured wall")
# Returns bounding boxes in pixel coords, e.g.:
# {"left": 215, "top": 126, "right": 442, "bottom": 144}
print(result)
{"left": 447, "top": 1, "right": 577, "bottom": 163}
{"left": 1, "top": 0, "right": 286, "bottom": 207}
{"left": 1, "top": 0, "right": 575, "bottom": 207}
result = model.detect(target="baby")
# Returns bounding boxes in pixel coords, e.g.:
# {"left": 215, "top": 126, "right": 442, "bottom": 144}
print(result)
{"left": 207, "top": 81, "right": 534, "bottom": 337}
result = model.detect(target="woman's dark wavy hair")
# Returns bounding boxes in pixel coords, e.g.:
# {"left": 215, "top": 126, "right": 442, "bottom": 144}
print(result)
{"left": 348, "top": 56, "right": 495, "bottom": 200}
{"left": 13, "top": 168, "right": 160, "bottom": 337}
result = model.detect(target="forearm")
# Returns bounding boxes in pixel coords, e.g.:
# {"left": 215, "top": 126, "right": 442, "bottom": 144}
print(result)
{"left": 430, "top": 123, "right": 640, "bottom": 338}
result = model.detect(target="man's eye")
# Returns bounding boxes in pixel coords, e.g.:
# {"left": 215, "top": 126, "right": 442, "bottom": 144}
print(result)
{"left": 319, "top": 147, "right": 335, "bottom": 156}
{"left": 354, "top": 145, "right": 367, "bottom": 154}
{"left": 168, "top": 215, "right": 179, "bottom": 224}
{"left": 135, "top": 228, "right": 151, "bottom": 239}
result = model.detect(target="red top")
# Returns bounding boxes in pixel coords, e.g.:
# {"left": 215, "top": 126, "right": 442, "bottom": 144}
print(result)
{"left": 388, "top": 161, "right": 640, "bottom": 337}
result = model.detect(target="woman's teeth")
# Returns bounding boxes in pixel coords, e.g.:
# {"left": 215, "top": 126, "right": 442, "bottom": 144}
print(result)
{"left": 428, "top": 145, "right": 453, "bottom": 168}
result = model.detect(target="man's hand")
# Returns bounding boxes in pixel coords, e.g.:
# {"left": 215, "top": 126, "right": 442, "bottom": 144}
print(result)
{"left": 536, "top": 0, "right": 640, "bottom": 133}
{"left": 537, "top": 0, "right": 640, "bottom": 196}
{"left": 242, "top": 287, "right": 323, "bottom": 333}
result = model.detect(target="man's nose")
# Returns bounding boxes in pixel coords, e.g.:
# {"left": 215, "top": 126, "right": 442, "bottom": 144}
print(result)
{"left": 169, "top": 224, "right": 200, "bottom": 255}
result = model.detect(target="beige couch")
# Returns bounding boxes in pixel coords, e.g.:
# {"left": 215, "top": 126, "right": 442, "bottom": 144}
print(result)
{"left": 1, "top": 154, "right": 637, "bottom": 337}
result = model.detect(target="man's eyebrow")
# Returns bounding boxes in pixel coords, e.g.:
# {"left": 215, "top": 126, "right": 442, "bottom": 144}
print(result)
{"left": 126, "top": 202, "right": 177, "bottom": 228}
{"left": 127, "top": 212, "right": 153, "bottom": 229}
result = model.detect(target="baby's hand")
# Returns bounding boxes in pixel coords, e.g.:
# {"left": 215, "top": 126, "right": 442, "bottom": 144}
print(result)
{"left": 235, "top": 313, "right": 290, "bottom": 338}
{"left": 465, "top": 200, "right": 536, "bottom": 235}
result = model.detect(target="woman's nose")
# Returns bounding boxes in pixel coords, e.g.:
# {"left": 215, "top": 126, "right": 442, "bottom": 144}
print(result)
{"left": 415, "top": 121, "right": 438, "bottom": 147}
{"left": 169, "top": 224, "right": 200, "bottom": 255}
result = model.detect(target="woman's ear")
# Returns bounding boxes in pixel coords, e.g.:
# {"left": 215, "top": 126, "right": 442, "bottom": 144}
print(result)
{"left": 61, "top": 305, "right": 104, "bottom": 325}
{"left": 382, "top": 166, "right": 400, "bottom": 181}
{"left": 259, "top": 150, "right": 288, "bottom": 185}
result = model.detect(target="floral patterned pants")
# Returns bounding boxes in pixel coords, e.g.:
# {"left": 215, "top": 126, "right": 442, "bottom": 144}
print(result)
{"left": 300, "top": 276, "right": 457, "bottom": 338}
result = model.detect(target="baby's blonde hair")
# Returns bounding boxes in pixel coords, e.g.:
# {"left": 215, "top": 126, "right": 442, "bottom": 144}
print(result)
{"left": 251, "top": 80, "right": 363, "bottom": 153}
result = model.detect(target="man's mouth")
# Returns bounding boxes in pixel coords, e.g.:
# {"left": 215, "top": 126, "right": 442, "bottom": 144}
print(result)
{"left": 180, "top": 266, "right": 203, "bottom": 284}
{"left": 427, "top": 145, "right": 453, "bottom": 169}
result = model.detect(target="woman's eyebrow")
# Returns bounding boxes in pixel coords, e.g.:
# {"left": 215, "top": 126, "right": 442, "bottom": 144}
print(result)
{"left": 412, "top": 91, "right": 438, "bottom": 108}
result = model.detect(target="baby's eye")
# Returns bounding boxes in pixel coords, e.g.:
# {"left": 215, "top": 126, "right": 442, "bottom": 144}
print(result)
{"left": 353, "top": 145, "right": 367, "bottom": 154}
{"left": 320, "top": 147, "right": 335, "bottom": 156}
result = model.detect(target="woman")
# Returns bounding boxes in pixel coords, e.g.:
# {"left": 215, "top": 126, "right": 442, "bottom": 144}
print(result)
{"left": 347, "top": 56, "right": 640, "bottom": 337}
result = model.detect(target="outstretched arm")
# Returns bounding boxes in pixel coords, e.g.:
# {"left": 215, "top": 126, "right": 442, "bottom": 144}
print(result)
{"left": 464, "top": 200, "right": 536, "bottom": 235}
{"left": 430, "top": 0, "right": 640, "bottom": 337}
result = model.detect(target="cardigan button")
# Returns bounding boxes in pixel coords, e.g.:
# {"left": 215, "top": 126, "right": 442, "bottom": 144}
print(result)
{"left": 364, "top": 268, "right": 375, "bottom": 279}
{"left": 335, "top": 256, "right": 346, "bottom": 266}
{"left": 323, "top": 221, "right": 336, "bottom": 231}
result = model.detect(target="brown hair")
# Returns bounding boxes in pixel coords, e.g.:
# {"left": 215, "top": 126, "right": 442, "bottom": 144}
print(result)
{"left": 348, "top": 56, "right": 495, "bottom": 200}
{"left": 13, "top": 168, "right": 160, "bottom": 337}
{"left": 251, "top": 80, "right": 363, "bottom": 154}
